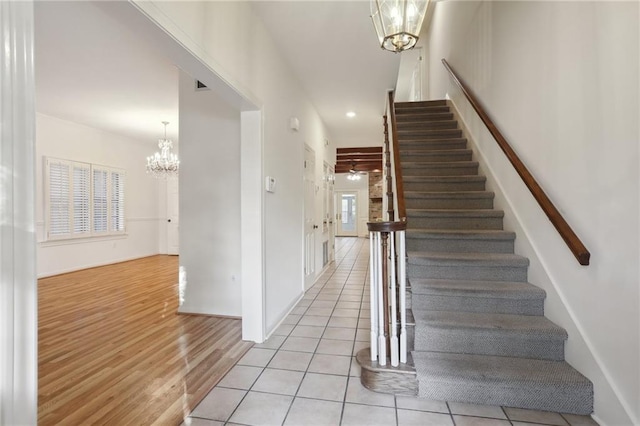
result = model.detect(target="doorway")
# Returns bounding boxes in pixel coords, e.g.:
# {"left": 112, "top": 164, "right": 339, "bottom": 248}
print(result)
{"left": 336, "top": 191, "right": 358, "bottom": 237}
{"left": 166, "top": 178, "right": 179, "bottom": 255}
{"left": 304, "top": 145, "right": 316, "bottom": 288}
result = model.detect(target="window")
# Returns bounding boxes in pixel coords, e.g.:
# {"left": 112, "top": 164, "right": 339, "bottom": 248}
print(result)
{"left": 45, "top": 157, "right": 126, "bottom": 240}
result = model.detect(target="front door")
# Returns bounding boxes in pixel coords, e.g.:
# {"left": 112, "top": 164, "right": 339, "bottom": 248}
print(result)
{"left": 336, "top": 191, "right": 358, "bottom": 237}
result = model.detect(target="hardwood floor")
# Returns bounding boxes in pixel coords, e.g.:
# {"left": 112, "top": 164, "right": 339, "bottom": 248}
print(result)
{"left": 38, "top": 255, "right": 253, "bottom": 426}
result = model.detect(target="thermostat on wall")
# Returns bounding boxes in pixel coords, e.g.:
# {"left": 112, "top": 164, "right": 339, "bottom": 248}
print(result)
{"left": 265, "top": 176, "right": 276, "bottom": 193}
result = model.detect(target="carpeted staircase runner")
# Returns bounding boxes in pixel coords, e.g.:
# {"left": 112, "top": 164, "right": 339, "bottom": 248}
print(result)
{"left": 396, "top": 100, "right": 593, "bottom": 414}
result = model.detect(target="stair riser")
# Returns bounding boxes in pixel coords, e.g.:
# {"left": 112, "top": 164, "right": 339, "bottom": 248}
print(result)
{"left": 411, "top": 294, "right": 544, "bottom": 316}
{"left": 406, "top": 216, "right": 503, "bottom": 230}
{"left": 405, "top": 197, "right": 494, "bottom": 210}
{"left": 396, "top": 106, "right": 450, "bottom": 114}
{"left": 396, "top": 100, "right": 447, "bottom": 108}
{"left": 398, "top": 130, "right": 463, "bottom": 139}
{"left": 397, "top": 121, "right": 458, "bottom": 131}
{"left": 408, "top": 263, "right": 528, "bottom": 282}
{"left": 417, "top": 379, "right": 593, "bottom": 415}
{"left": 399, "top": 141, "right": 468, "bottom": 151}
{"left": 403, "top": 164, "right": 478, "bottom": 176}
{"left": 404, "top": 180, "right": 486, "bottom": 192}
{"left": 396, "top": 113, "right": 454, "bottom": 122}
{"left": 400, "top": 152, "right": 472, "bottom": 162}
{"left": 414, "top": 329, "right": 565, "bottom": 361}
{"left": 406, "top": 237, "right": 513, "bottom": 253}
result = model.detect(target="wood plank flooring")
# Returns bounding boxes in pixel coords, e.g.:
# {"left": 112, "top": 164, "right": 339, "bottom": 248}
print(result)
{"left": 38, "top": 255, "right": 253, "bottom": 426}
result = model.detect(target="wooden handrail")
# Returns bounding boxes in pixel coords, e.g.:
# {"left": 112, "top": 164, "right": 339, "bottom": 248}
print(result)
{"left": 441, "top": 59, "right": 590, "bottom": 265}
{"left": 388, "top": 91, "right": 407, "bottom": 222}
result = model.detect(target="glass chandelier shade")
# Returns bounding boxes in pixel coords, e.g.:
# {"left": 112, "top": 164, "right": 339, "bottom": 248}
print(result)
{"left": 146, "top": 121, "right": 179, "bottom": 179}
{"left": 347, "top": 173, "right": 362, "bottom": 181}
{"left": 370, "top": 0, "right": 429, "bottom": 53}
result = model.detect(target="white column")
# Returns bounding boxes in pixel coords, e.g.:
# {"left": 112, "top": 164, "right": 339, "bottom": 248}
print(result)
{"left": 0, "top": 1, "right": 38, "bottom": 425}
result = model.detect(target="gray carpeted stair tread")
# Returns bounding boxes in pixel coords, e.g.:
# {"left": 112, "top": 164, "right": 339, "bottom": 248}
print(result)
{"left": 410, "top": 278, "right": 545, "bottom": 300}
{"left": 412, "top": 351, "right": 593, "bottom": 414}
{"left": 405, "top": 191, "right": 494, "bottom": 199}
{"left": 407, "top": 209, "right": 503, "bottom": 218}
{"left": 412, "top": 310, "right": 567, "bottom": 340}
{"left": 398, "top": 129, "right": 462, "bottom": 138}
{"left": 408, "top": 251, "right": 529, "bottom": 267}
{"left": 407, "top": 229, "right": 514, "bottom": 240}
{"left": 399, "top": 137, "right": 467, "bottom": 146}
{"left": 396, "top": 112, "right": 454, "bottom": 122}
{"left": 397, "top": 120, "right": 458, "bottom": 130}
{"left": 403, "top": 176, "right": 485, "bottom": 183}
{"left": 403, "top": 161, "right": 478, "bottom": 168}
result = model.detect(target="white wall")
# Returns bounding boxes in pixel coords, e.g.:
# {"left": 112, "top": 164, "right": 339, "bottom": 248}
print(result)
{"left": 131, "top": 1, "right": 334, "bottom": 335}
{"left": 334, "top": 173, "right": 370, "bottom": 238}
{"left": 36, "top": 114, "right": 162, "bottom": 277}
{"left": 423, "top": 2, "right": 639, "bottom": 425}
{"left": 178, "top": 71, "right": 242, "bottom": 317}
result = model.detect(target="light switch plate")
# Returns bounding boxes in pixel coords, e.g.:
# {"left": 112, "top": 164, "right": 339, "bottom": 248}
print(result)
{"left": 265, "top": 176, "right": 276, "bottom": 193}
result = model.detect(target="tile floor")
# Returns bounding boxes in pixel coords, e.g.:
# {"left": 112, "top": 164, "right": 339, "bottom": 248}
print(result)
{"left": 183, "top": 238, "right": 598, "bottom": 426}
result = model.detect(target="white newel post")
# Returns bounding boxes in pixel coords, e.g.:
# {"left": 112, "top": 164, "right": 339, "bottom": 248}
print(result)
{"left": 369, "top": 232, "right": 378, "bottom": 361}
{"left": 0, "top": 1, "right": 38, "bottom": 425}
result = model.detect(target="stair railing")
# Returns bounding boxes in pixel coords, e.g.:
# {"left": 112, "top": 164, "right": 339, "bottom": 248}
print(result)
{"left": 441, "top": 59, "right": 590, "bottom": 266}
{"left": 367, "top": 90, "right": 408, "bottom": 367}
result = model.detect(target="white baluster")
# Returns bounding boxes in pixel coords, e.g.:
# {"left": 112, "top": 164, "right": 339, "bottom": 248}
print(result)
{"left": 399, "top": 230, "right": 407, "bottom": 363}
{"left": 389, "top": 231, "right": 399, "bottom": 367}
{"left": 369, "top": 231, "right": 378, "bottom": 361}
{"left": 376, "top": 232, "right": 386, "bottom": 366}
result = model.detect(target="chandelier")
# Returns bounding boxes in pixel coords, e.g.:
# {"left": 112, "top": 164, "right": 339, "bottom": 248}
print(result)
{"left": 347, "top": 164, "right": 362, "bottom": 181}
{"left": 146, "top": 121, "right": 179, "bottom": 178}
{"left": 370, "top": 0, "right": 429, "bottom": 53}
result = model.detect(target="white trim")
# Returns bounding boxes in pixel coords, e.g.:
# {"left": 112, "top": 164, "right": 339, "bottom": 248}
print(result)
{"left": 0, "top": 2, "right": 37, "bottom": 424}
{"left": 36, "top": 254, "right": 161, "bottom": 279}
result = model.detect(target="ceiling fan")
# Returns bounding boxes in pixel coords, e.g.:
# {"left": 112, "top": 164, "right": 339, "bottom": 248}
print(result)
{"left": 347, "top": 163, "right": 365, "bottom": 181}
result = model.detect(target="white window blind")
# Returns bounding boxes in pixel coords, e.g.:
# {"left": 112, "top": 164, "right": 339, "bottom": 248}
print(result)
{"left": 93, "top": 167, "right": 108, "bottom": 234}
{"left": 45, "top": 157, "right": 125, "bottom": 241}
{"left": 111, "top": 171, "right": 125, "bottom": 232}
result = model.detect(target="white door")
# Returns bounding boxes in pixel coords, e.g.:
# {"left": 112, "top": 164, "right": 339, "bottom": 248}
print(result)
{"left": 336, "top": 191, "right": 358, "bottom": 237}
{"left": 166, "top": 178, "right": 179, "bottom": 255}
{"left": 304, "top": 146, "right": 316, "bottom": 288}
{"left": 327, "top": 165, "right": 335, "bottom": 262}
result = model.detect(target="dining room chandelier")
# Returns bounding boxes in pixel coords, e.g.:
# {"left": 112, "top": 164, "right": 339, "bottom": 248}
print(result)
{"left": 146, "top": 121, "right": 179, "bottom": 179}
{"left": 370, "top": 0, "right": 429, "bottom": 53}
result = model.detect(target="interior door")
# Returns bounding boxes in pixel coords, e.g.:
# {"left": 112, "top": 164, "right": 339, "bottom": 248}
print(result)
{"left": 327, "top": 165, "right": 335, "bottom": 262}
{"left": 336, "top": 191, "right": 358, "bottom": 237}
{"left": 166, "top": 178, "right": 179, "bottom": 255}
{"left": 304, "top": 145, "right": 316, "bottom": 288}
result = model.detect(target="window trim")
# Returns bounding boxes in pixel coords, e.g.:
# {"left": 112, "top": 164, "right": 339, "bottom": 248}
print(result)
{"left": 44, "top": 157, "right": 126, "bottom": 241}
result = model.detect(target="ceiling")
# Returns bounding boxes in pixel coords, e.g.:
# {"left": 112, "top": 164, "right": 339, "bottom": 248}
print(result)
{"left": 35, "top": 1, "right": 401, "bottom": 148}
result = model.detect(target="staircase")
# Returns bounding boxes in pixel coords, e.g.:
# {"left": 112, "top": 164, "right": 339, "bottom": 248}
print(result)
{"left": 395, "top": 100, "right": 593, "bottom": 414}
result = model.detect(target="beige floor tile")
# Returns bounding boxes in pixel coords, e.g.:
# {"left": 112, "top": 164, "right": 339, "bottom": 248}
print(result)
{"left": 237, "top": 348, "right": 276, "bottom": 367}
{"left": 267, "top": 350, "right": 313, "bottom": 371}
{"left": 396, "top": 395, "right": 449, "bottom": 413}
{"left": 281, "top": 336, "right": 320, "bottom": 353}
{"left": 398, "top": 409, "right": 454, "bottom": 425}
{"left": 251, "top": 368, "right": 304, "bottom": 396}
{"left": 296, "top": 373, "right": 348, "bottom": 401}
{"left": 181, "top": 418, "right": 224, "bottom": 426}
{"left": 217, "top": 365, "right": 263, "bottom": 390}
{"left": 190, "top": 387, "right": 246, "bottom": 422}
{"left": 561, "top": 414, "right": 600, "bottom": 426}
{"left": 328, "top": 317, "right": 359, "bottom": 328}
{"left": 322, "top": 326, "right": 356, "bottom": 341}
{"left": 298, "top": 315, "right": 330, "bottom": 327}
{"left": 283, "top": 397, "right": 343, "bottom": 426}
{"left": 504, "top": 408, "right": 569, "bottom": 426}
{"left": 316, "top": 338, "right": 353, "bottom": 356}
{"left": 454, "top": 415, "right": 511, "bottom": 426}
{"left": 341, "top": 403, "right": 397, "bottom": 426}
{"left": 228, "top": 391, "right": 293, "bottom": 426}
{"left": 308, "top": 353, "right": 352, "bottom": 376}
{"left": 254, "top": 335, "right": 286, "bottom": 350}
{"left": 290, "top": 325, "right": 325, "bottom": 338}
{"left": 449, "top": 402, "right": 507, "bottom": 419}
{"left": 345, "top": 376, "right": 395, "bottom": 407}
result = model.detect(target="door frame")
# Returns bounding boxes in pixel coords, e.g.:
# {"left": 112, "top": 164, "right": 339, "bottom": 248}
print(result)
{"left": 335, "top": 191, "right": 359, "bottom": 237}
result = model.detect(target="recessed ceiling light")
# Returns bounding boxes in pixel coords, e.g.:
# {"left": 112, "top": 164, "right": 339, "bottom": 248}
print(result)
{"left": 346, "top": 111, "right": 356, "bottom": 118}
